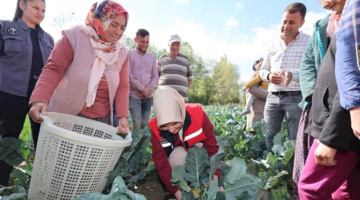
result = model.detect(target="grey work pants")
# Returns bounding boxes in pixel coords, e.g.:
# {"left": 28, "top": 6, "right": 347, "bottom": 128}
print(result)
{"left": 129, "top": 96, "right": 153, "bottom": 132}
{"left": 264, "top": 92, "right": 302, "bottom": 152}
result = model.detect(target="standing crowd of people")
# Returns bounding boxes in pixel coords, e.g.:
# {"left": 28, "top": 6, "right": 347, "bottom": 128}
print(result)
{"left": 1, "top": 0, "right": 360, "bottom": 199}
{"left": 241, "top": 0, "right": 360, "bottom": 199}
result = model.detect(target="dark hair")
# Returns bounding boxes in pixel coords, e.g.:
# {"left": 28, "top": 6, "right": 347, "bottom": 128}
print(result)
{"left": 13, "top": 0, "right": 46, "bottom": 21}
{"left": 136, "top": 29, "right": 149, "bottom": 38}
{"left": 284, "top": 2, "right": 306, "bottom": 20}
{"left": 252, "top": 58, "right": 263, "bottom": 71}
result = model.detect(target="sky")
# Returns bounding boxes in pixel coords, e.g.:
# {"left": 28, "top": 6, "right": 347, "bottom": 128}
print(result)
{"left": 0, "top": 0, "right": 329, "bottom": 81}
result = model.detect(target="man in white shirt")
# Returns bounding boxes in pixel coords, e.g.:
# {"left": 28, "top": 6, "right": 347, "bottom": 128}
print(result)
{"left": 259, "top": 3, "right": 311, "bottom": 152}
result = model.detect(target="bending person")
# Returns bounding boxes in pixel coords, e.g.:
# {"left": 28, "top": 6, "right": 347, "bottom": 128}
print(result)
{"left": 149, "top": 87, "right": 220, "bottom": 200}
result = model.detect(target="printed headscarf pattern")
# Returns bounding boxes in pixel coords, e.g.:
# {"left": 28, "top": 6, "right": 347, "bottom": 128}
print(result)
{"left": 85, "top": 0, "right": 128, "bottom": 42}
{"left": 77, "top": 0, "right": 129, "bottom": 107}
{"left": 327, "top": 14, "right": 342, "bottom": 38}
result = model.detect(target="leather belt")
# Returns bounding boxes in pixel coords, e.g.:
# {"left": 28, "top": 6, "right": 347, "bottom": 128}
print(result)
{"left": 271, "top": 91, "right": 301, "bottom": 96}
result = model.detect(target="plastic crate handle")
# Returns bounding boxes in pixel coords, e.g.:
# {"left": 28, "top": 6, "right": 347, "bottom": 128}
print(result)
{"left": 122, "top": 129, "right": 133, "bottom": 141}
{"left": 40, "top": 113, "right": 53, "bottom": 125}
{"left": 40, "top": 113, "right": 133, "bottom": 141}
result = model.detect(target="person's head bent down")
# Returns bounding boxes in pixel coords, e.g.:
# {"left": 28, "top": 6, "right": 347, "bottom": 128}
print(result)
{"left": 153, "top": 86, "right": 186, "bottom": 134}
{"left": 149, "top": 87, "right": 221, "bottom": 198}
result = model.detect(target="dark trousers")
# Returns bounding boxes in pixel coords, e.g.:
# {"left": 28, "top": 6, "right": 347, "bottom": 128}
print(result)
{"left": 0, "top": 77, "right": 40, "bottom": 185}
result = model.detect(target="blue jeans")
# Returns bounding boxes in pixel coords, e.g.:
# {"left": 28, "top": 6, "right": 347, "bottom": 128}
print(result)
{"left": 264, "top": 92, "right": 302, "bottom": 152}
{"left": 129, "top": 97, "right": 153, "bottom": 132}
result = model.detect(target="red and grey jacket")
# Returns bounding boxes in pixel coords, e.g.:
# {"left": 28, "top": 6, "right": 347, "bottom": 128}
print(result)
{"left": 148, "top": 104, "right": 206, "bottom": 157}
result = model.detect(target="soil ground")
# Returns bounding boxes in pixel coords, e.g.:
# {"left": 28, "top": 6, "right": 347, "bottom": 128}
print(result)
{"left": 132, "top": 177, "right": 175, "bottom": 200}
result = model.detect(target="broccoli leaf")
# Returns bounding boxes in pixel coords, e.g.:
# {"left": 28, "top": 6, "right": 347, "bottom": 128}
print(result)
{"left": 75, "top": 176, "right": 146, "bottom": 200}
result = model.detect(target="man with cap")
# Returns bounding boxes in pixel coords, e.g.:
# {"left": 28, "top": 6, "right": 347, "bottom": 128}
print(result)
{"left": 157, "top": 34, "right": 193, "bottom": 102}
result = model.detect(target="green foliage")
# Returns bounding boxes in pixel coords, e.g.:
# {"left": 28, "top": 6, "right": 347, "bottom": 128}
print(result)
{"left": 75, "top": 176, "right": 146, "bottom": 200}
{"left": 105, "top": 128, "right": 154, "bottom": 192}
{"left": 203, "top": 106, "right": 295, "bottom": 199}
{"left": 0, "top": 186, "right": 28, "bottom": 200}
{"left": 0, "top": 137, "right": 29, "bottom": 167}
{"left": 248, "top": 132, "right": 295, "bottom": 200}
{"left": 211, "top": 56, "right": 241, "bottom": 104}
{"left": 120, "top": 35, "right": 136, "bottom": 50}
{"left": 0, "top": 116, "right": 35, "bottom": 189}
{"left": 5, "top": 107, "right": 295, "bottom": 200}
{"left": 205, "top": 106, "right": 267, "bottom": 161}
{"left": 0, "top": 124, "right": 34, "bottom": 190}
{"left": 224, "top": 158, "right": 246, "bottom": 184}
{"left": 184, "top": 148, "right": 210, "bottom": 189}
{"left": 9, "top": 169, "right": 31, "bottom": 190}
{"left": 172, "top": 147, "right": 262, "bottom": 199}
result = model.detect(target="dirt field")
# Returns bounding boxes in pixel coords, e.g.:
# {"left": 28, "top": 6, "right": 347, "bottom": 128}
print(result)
{"left": 132, "top": 178, "right": 175, "bottom": 200}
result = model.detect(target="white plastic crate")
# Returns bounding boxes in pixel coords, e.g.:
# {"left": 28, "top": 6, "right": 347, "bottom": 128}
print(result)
{"left": 28, "top": 112, "right": 132, "bottom": 200}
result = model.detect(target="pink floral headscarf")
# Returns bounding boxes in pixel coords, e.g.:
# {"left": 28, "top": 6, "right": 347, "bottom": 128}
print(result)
{"left": 327, "top": 14, "right": 342, "bottom": 38}
{"left": 85, "top": 0, "right": 128, "bottom": 42}
{"left": 77, "top": 0, "right": 129, "bottom": 107}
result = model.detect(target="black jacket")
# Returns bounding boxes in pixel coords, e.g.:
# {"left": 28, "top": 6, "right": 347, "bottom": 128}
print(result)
{"left": 310, "top": 37, "right": 360, "bottom": 152}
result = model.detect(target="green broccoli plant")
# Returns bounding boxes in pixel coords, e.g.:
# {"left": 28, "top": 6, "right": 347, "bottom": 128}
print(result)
{"left": 104, "top": 128, "right": 155, "bottom": 192}
{"left": 75, "top": 176, "right": 146, "bottom": 200}
{"left": 0, "top": 136, "right": 34, "bottom": 190}
{"left": 171, "top": 147, "right": 263, "bottom": 200}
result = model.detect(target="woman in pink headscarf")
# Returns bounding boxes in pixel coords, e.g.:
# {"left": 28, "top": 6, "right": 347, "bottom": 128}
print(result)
{"left": 29, "top": 0, "right": 130, "bottom": 134}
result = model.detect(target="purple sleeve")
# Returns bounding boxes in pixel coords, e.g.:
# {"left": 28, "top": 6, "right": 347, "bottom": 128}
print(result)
{"left": 147, "top": 56, "right": 159, "bottom": 90}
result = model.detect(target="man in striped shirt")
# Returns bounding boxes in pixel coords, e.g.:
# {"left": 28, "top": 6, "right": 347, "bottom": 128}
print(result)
{"left": 158, "top": 34, "right": 193, "bottom": 102}
{"left": 259, "top": 3, "right": 311, "bottom": 152}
